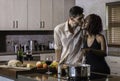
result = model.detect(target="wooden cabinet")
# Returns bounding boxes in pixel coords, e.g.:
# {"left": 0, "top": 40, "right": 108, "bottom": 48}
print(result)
{"left": 0, "top": 0, "right": 75, "bottom": 30}
{"left": 105, "top": 56, "right": 120, "bottom": 76}
{"left": 0, "top": 0, "right": 27, "bottom": 30}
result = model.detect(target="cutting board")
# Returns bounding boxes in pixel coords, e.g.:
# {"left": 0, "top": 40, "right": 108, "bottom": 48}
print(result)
{"left": 0, "top": 61, "right": 51, "bottom": 79}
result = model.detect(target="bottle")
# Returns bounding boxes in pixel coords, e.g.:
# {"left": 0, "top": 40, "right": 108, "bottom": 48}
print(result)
{"left": 17, "top": 44, "right": 24, "bottom": 63}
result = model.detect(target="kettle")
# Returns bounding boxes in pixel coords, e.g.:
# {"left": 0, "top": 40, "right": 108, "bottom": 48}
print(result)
{"left": 48, "top": 41, "right": 54, "bottom": 50}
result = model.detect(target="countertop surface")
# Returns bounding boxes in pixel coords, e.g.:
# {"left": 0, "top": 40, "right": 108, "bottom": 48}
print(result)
{"left": 0, "top": 60, "right": 120, "bottom": 81}
{"left": 0, "top": 50, "right": 55, "bottom": 56}
{"left": 18, "top": 72, "right": 120, "bottom": 81}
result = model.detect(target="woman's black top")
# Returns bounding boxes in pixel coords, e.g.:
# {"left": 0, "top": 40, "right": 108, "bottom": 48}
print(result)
{"left": 84, "top": 38, "right": 110, "bottom": 74}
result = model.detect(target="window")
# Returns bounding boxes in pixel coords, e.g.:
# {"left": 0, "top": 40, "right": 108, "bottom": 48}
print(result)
{"left": 106, "top": 2, "right": 120, "bottom": 47}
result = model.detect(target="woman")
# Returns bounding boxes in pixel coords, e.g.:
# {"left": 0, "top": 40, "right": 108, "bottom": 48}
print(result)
{"left": 82, "top": 14, "right": 110, "bottom": 75}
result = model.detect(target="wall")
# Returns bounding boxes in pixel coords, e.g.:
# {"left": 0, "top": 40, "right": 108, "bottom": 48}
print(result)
{"left": 75, "top": 0, "right": 119, "bottom": 30}
{"left": 0, "top": 31, "right": 54, "bottom": 52}
{"left": 6, "top": 35, "right": 53, "bottom": 52}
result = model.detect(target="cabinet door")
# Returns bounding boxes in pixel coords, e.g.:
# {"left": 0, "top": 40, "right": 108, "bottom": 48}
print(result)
{"left": 40, "top": 53, "right": 55, "bottom": 61}
{"left": 40, "top": 0, "right": 52, "bottom": 30}
{"left": 106, "top": 56, "right": 120, "bottom": 76}
{"left": 27, "top": 0, "right": 41, "bottom": 30}
{"left": 52, "top": 0, "right": 64, "bottom": 29}
{"left": 13, "top": 0, "right": 27, "bottom": 30}
{"left": 0, "top": 0, "right": 27, "bottom": 30}
{"left": 0, "top": 55, "right": 16, "bottom": 61}
{"left": 53, "top": 0, "right": 75, "bottom": 29}
{"left": 0, "top": 0, "right": 13, "bottom": 30}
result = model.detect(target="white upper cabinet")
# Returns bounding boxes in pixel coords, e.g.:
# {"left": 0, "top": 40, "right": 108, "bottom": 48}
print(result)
{"left": 28, "top": 0, "right": 52, "bottom": 30}
{"left": 52, "top": 0, "right": 75, "bottom": 29}
{"left": 27, "top": 0, "right": 41, "bottom": 30}
{"left": 52, "top": 0, "right": 64, "bottom": 29}
{"left": 0, "top": 0, "right": 75, "bottom": 30}
{"left": 39, "top": 0, "right": 52, "bottom": 30}
{"left": 0, "top": 0, "right": 13, "bottom": 30}
{"left": 12, "top": 0, "right": 27, "bottom": 30}
{"left": 0, "top": 0, "right": 27, "bottom": 30}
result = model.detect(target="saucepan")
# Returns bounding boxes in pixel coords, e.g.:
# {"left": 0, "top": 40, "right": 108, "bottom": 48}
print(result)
{"left": 66, "top": 63, "right": 90, "bottom": 78}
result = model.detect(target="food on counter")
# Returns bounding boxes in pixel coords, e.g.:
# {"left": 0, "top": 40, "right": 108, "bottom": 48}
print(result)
{"left": 43, "top": 63, "right": 48, "bottom": 69}
{"left": 36, "top": 61, "right": 43, "bottom": 68}
{"left": 36, "top": 61, "right": 48, "bottom": 69}
{"left": 8, "top": 59, "right": 22, "bottom": 67}
{"left": 49, "top": 61, "right": 58, "bottom": 69}
{"left": 26, "top": 63, "right": 35, "bottom": 68}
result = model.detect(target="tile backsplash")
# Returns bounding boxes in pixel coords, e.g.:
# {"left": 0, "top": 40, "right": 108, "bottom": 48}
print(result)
{"left": 6, "top": 35, "right": 54, "bottom": 52}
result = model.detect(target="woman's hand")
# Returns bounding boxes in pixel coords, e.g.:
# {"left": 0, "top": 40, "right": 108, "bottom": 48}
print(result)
{"left": 81, "top": 48, "right": 91, "bottom": 56}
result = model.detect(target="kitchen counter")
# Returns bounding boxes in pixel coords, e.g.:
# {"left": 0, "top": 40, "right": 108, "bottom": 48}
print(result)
{"left": 0, "top": 61, "right": 48, "bottom": 80}
{"left": 0, "top": 60, "right": 120, "bottom": 81}
{"left": 0, "top": 50, "right": 55, "bottom": 56}
{"left": 17, "top": 72, "right": 120, "bottom": 81}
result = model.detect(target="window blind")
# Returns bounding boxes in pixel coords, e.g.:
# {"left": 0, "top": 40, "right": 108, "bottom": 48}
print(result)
{"left": 107, "top": 3, "right": 120, "bottom": 46}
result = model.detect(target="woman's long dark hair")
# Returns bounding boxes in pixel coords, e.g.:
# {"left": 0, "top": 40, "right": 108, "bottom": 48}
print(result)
{"left": 87, "top": 14, "right": 103, "bottom": 35}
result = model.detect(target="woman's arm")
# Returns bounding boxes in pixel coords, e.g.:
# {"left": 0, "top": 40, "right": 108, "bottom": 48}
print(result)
{"left": 91, "top": 34, "right": 107, "bottom": 57}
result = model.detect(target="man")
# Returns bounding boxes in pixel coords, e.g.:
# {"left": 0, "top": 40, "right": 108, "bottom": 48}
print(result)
{"left": 54, "top": 6, "right": 84, "bottom": 64}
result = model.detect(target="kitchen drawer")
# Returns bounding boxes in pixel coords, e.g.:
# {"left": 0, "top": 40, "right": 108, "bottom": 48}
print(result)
{"left": 106, "top": 56, "right": 120, "bottom": 67}
{"left": 105, "top": 56, "right": 120, "bottom": 76}
{"left": 40, "top": 53, "right": 55, "bottom": 61}
{"left": 32, "top": 56, "right": 41, "bottom": 61}
{"left": 110, "top": 67, "right": 120, "bottom": 76}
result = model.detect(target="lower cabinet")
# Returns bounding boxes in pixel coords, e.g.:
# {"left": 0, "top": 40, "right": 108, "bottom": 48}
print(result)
{"left": 40, "top": 53, "right": 55, "bottom": 61}
{"left": 0, "top": 55, "right": 16, "bottom": 61}
{"left": 105, "top": 56, "right": 120, "bottom": 76}
{"left": 32, "top": 53, "right": 55, "bottom": 61}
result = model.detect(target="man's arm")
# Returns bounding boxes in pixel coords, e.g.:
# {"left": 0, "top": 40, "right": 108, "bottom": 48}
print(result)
{"left": 55, "top": 49, "right": 62, "bottom": 62}
{"left": 54, "top": 27, "right": 62, "bottom": 62}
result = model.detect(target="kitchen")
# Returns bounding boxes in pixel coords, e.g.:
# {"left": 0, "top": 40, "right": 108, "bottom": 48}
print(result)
{"left": 0, "top": 0, "right": 120, "bottom": 81}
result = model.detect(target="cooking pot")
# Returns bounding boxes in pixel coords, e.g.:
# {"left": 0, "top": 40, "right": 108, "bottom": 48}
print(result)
{"left": 66, "top": 64, "right": 90, "bottom": 78}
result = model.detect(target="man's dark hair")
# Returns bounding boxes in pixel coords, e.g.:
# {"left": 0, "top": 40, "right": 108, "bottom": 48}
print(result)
{"left": 87, "top": 14, "right": 103, "bottom": 35}
{"left": 69, "top": 6, "right": 83, "bottom": 18}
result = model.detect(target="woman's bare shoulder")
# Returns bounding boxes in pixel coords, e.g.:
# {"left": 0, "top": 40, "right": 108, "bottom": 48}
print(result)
{"left": 96, "top": 34, "right": 105, "bottom": 43}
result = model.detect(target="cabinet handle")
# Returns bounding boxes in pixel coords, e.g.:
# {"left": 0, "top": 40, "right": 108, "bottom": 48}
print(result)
{"left": 13, "top": 21, "right": 15, "bottom": 28}
{"left": 16, "top": 21, "right": 18, "bottom": 28}
{"left": 43, "top": 21, "right": 45, "bottom": 28}
{"left": 40, "top": 21, "right": 42, "bottom": 28}
{"left": 42, "top": 21, "right": 44, "bottom": 28}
